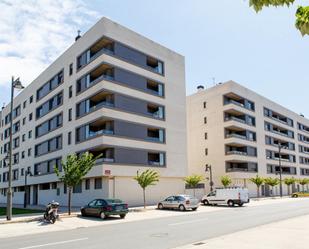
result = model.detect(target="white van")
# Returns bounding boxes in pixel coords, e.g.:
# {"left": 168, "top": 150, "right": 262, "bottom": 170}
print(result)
{"left": 201, "top": 187, "right": 249, "bottom": 207}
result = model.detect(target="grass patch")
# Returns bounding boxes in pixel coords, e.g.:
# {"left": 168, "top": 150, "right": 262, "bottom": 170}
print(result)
{"left": 0, "top": 207, "right": 43, "bottom": 216}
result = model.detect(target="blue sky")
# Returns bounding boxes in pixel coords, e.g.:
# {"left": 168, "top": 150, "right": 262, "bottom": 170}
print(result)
{"left": 0, "top": 0, "right": 308, "bottom": 116}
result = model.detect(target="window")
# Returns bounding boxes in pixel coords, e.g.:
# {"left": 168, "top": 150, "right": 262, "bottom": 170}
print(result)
{"left": 68, "top": 108, "right": 72, "bottom": 121}
{"left": 204, "top": 117, "right": 207, "bottom": 124}
{"left": 29, "top": 113, "right": 33, "bottom": 121}
{"left": 69, "top": 63, "right": 73, "bottom": 76}
{"left": 205, "top": 132, "right": 208, "bottom": 140}
{"left": 37, "top": 70, "right": 64, "bottom": 101}
{"left": 28, "top": 148, "right": 31, "bottom": 156}
{"left": 22, "top": 134, "right": 25, "bottom": 142}
{"left": 40, "top": 183, "right": 50, "bottom": 190}
{"left": 35, "top": 113, "right": 62, "bottom": 138}
{"left": 30, "top": 96, "right": 33, "bottom": 103}
{"left": 73, "top": 183, "right": 82, "bottom": 193}
{"left": 13, "top": 137, "right": 20, "bottom": 149}
{"left": 69, "top": 86, "right": 73, "bottom": 98}
{"left": 36, "top": 92, "right": 63, "bottom": 119}
{"left": 205, "top": 148, "right": 208, "bottom": 155}
{"left": 85, "top": 179, "right": 90, "bottom": 190}
{"left": 21, "top": 168, "right": 24, "bottom": 176}
{"left": 35, "top": 135, "right": 62, "bottom": 157}
{"left": 94, "top": 178, "right": 102, "bottom": 189}
{"left": 21, "top": 151, "right": 25, "bottom": 159}
{"left": 203, "top": 101, "right": 207, "bottom": 109}
{"left": 51, "top": 182, "right": 57, "bottom": 189}
{"left": 68, "top": 132, "right": 71, "bottom": 145}
{"left": 28, "top": 130, "right": 32, "bottom": 139}
{"left": 13, "top": 153, "right": 19, "bottom": 164}
{"left": 23, "top": 101, "right": 26, "bottom": 109}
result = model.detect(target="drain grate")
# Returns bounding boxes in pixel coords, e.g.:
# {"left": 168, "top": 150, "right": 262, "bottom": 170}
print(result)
{"left": 193, "top": 242, "right": 206, "bottom": 246}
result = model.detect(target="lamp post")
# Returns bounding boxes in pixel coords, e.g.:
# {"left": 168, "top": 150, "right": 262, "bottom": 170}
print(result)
{"left": 24, "top": 169, "right": 33, "bottom": 208}
{"left": 205, "top": 164, "right": 213, "bottom": 192}
{"left": 278, "top": 142, "right": 284, "bottom": 198}
{"left": 6, "top": 76, "right": 24, "bottom": 220}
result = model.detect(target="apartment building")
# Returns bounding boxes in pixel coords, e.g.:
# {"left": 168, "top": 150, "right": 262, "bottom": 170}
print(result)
{"left": 187, "top": 81, "right": 309, "bottom": 197}
{"left": 0, "top": 17, "right": 187, "bottom": 206}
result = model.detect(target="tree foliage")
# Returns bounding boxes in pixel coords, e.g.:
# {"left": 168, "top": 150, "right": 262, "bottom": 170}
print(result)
{"left": 249, "top": 0, "right": 309, "bottom": 36}
{"left": 134, "top": 169, "right": 160, "bottom": 208}
{"left": 249, "top": 175, "right": 264, "bottom": 198}
{"left": 220, "top": 175, "right": 232, "bottom": 188}
{"left": 264, "top": 177, "right": 280, "bottom": 187}
{"left": 54, "top": 152, "right": 99, "bottom": 215}
{"left": 184, "top": 174, "right": 204, "bottom": 196}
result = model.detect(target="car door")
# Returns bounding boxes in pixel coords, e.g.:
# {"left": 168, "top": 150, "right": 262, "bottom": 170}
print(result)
{"left": 163, "top": 196, "right": 175, "bottom": 208}
{"left": 86, "top": 199, "right": 98, "bottom": 216}
{"left": 207, "top": 191, "right": 216, "bottom": 204}
{"left": 94, "top": 199, "right": 106, "bottom": 215}
{"left": 173, "top": 196, "right": 184, "bottom": 208}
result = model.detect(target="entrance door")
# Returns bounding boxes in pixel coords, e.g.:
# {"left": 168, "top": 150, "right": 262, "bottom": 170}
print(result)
{"left": 33, "top": 185, "right": 38, "bottom": 205}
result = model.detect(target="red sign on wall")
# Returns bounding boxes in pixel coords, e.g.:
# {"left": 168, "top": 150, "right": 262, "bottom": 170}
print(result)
{"left": 105, "top": 170, "right": 111, "bottom": 175}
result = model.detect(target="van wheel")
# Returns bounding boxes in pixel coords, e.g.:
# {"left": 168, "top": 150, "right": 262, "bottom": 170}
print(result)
{"left": 238, "top": 203, "right": 244, "bottom": 207}
{"left": 179, "top": 205, "right": 186, "bottom": 211}
{"left": 203, "top": 200, "right": 209, "bottom": 206}
{"left": 227, "top": 200, "right": 234, "bottom": 207}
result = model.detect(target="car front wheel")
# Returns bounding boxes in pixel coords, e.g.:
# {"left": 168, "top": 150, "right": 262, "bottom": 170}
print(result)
{"left": 192, "top": 207, "right": 197, "bottom": 211}
{"left": 292, "top": 194, "right": 298, "bottom": 198}
{"left": 158, "top": 203, "right": 164, "bottom": 210}
{"left": 202, "top": 200, "right": 209, "bottom": 206}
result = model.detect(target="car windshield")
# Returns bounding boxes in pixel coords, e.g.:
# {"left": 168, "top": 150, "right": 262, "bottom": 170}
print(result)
{"left": 105, "top": 199, "right": 123, "bottom": 204}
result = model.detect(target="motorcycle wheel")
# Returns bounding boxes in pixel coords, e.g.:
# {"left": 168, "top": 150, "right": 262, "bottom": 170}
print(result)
{"left": 51, "top": 217, "right": 56, "bottom": 224}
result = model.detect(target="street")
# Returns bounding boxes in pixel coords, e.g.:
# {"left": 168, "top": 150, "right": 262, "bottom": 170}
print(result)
{"left": 1, "top": 198, "right": 309, "bottom": 249}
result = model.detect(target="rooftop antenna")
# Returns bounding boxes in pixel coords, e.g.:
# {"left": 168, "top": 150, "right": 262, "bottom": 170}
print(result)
{"left": 212, "top": 77, "right": 216, "bottom": 86}
{"left": 75, "top": 30, "right": 81, "bottom": 41}
{"left": 2, "top": 103, "right": 4, "bottom": 110}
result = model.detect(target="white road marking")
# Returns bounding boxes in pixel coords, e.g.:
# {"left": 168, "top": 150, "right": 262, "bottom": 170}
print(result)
{"left": 168, "top": 218, "right": 209, "bottom": 226}
{"left": 18, "top": 238, "right": 89, "bottom": 249}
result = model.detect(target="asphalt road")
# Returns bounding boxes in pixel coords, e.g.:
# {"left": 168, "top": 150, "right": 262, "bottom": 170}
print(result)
{"left": 2, "top": 199, "right": 309, "bottom": 249}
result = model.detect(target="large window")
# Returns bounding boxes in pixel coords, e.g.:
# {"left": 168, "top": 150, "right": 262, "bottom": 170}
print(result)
{"left": 35, "top": 135, "right": 62, "bottom": 157}
{"left": 36, "top": 70, "right": 64, "bottom": 100}
{"left": 36, "top": 92, "right": 63, "bottom": 119}
{"left": 35, "top": 113, "right": 62, "bottom": 138}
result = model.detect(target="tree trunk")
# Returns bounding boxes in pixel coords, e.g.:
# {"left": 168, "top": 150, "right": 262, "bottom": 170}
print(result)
{"left": 302, "top": 184, "right": 305, "bottom": 191}
{"left": 287, "top": 185, "right": 290, "bottom": 195}
{"left": 257, "top": 186, "right": 260, "bottom": 198}
{"left": 68, "top": 187, "right": 72, "bottom": 215}
{"left": 143, "top": 188, "right": 146, "bottom": 209}
{"left": 193, "top": 188, "right": 196, "bottom": 197}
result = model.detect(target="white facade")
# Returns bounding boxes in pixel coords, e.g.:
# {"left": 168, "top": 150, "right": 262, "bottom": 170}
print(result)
{"left": 187, "top": 81, "right": 309, "bottom": 197}
{"left": 0, "top": 17, "right": 188, "bottom": 207}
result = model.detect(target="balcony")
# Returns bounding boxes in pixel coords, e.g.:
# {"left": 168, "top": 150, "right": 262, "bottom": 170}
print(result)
{"left": 265, "top": 122, "right": 294, "bottom": 139}
{"left": 77, "top": 37, "right": 114, "bottom": 69}
{"left": 87, "top": 146, "right": 115, "bottom": 164}
{"left": 225, "top": 143, "right": 257, "bottom": 157}
{"left": 223, "top": 93, "right": 255, "bottom": 111}
{"left": 146, "top": 57, "right": 164, "bottom": 74}
{"left": 226, "top": 161, "right": 258, "bottom": 173}
{"left": 266, "top": 150, "right": 296, "bottom": 163}
{"left": 77, "top": 64, "right": 115, "bottom": 93}
{"left": 147, "top": 128, "right": 165, "bottom": 142}
{"left": 264, "top": 108, "right": 293, "bottom": 127}
{"left": 76, "top": 91, "right": 115, "bottom": 117}
{"left": 148, "top": 152, "right": 165, "bottom": 166}
{"left": 225, "top": 127, "right": 256, "bottom": 141}
{"left": 147, "top": 104, "right": 164, "bottom": 119}
{"left": 76, "top": 119, "right": 114, "bottom": 142}
{"left": 146, "top": 79, "right": 164, "bottom": 96}
{"left": 224, "top": 109, "right": 255, "bottom": 126}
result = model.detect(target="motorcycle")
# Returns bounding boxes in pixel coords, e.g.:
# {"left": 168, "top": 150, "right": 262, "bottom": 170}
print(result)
{"left": 43, "top": 201, "right": 59, "bottom": 224}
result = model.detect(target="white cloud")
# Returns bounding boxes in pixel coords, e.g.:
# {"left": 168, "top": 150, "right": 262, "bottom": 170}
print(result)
{"left": 0, "top": 0, "right": 100, "bottom": 87}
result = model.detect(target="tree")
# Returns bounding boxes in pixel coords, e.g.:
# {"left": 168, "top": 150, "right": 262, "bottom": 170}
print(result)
{"left": 298, "top": 178, "right": 309, "bottom": 191}
{"left": 134, "top": 169, "right": 160, "bottom": 209}
{"left": 220, "top": 175, "right": 232, "bottom": 188}
{"left": 54, "top": 152, "right": 99, "bottom": 215}
{"left": 264, "top": 177, "right": 280, "bottom": 196}
{"left": 249, "top": 175, "right": 264, "bottom": 198}
{"left": 284, "top": 177, "right": 296, "bottom": 195}
{"left": 249, "top": 0, "right": 309, "bottom": 36}
{"left": 184, "top": 175, "right": 204, "bottom": 197}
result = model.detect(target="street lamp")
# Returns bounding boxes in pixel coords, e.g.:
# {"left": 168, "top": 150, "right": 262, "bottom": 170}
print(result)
{"left": 205, "top": 164, "right": 214, "bottom": 192}
{"left": 24, "top": 169, "right": 33, "bottom": 208}
{"left": 6, "top": 76, "right": 25, "bottom": 221}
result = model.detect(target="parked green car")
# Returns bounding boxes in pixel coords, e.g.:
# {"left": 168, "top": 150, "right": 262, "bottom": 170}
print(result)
{"left": 81, "top": 199, "right": 129, "bottom": 219}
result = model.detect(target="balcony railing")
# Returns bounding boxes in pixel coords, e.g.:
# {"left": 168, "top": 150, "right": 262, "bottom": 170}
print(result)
{"left": 225, "top": 116, "right": 246, "bottom": 124}
{"left": 96, "top": 157, "right": 115, "bottom": 164}
{"left": 226, "top": 151, "right": 248, "bottom": 156}
{"left": 226, "top": 133, "right": 247, "bottom": 140}
{"left": 88, "top": 129, "right": 114, "bottom": 138}
{"left": 227, "top": 99, "right": 245, "bottom": 108}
